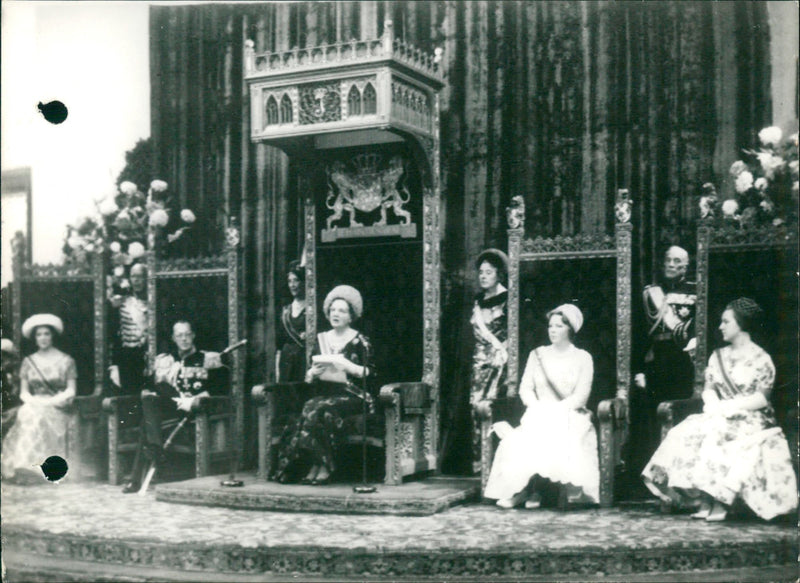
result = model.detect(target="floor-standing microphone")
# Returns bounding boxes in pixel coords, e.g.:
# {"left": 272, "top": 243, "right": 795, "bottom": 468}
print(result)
{"left": 353, "top": 342, "right": 376, "bottom": 494}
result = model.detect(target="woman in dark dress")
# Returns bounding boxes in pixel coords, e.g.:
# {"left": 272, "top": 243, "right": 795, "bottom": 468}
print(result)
{"left": 275, "top": 260, "right": 307, "bottom": 383}
{"left": 274, "top": 285, "right": 376, "bottom": 485}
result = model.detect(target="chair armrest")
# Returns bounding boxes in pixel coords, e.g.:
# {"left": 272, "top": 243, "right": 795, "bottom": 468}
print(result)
{"left": 598, "top": 397, "right": 626, "bottom": 425}
{"left": 473, "top": 396, "right": 522, "bottom": 422}
{"left": 252, "top": 382, "right": 307, "bottom": 405}
{"left": 657, "top": 397, "right": 703, "bottom": 425}
{"left": 379, "top": 382, "right": 431, "bottom": 411}
{"left": 102, "top": 395, "right": 141, "bottom": 414}
{"left": 192, "top": 395, "right": 232, "bottom": 416}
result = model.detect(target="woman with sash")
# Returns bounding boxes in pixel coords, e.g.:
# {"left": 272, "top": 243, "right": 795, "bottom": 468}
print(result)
{"left": 642, "top": 298, "right": 797, "bottom": 521}
{"left": 470, "top": 249, "right": 509, "bottom": 474}
{"left": 275, "top": 260, "right": 307, "bottom": 383}
{"left": 2, "top": 314, "right": 76, "bottom": 482}
{"left": 484, "top": 304, "right": 599, "bottom": 508}
{"left": 273, "top": 285, "right": 376, "bottom": 485}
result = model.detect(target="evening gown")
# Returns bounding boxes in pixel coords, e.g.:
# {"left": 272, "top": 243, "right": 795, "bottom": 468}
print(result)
{"left": 642, "top": 344, "right": 797, "bottom": 520}
{"left": 484, "top": 344, "right": 599, "bottom": 503}
{"left": 1, "top": 351, "right": 76, "bottom": 479}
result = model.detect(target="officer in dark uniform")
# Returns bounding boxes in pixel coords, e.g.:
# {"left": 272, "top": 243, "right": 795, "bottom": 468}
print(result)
{"left": 626, "top": 246, "right": 697, "bottom": 495}
{"left": 122, "top": 320, "right": 228, "bottom": 492}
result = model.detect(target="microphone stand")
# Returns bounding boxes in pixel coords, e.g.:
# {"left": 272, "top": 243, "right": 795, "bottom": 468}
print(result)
{"left": 353, "top": 342, "right": 376, "bottom": 494}
{"left": 219, "top": 340, "right": 248, "bottom": 487}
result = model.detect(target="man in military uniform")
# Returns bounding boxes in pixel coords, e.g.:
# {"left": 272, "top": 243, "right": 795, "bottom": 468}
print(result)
{"left": 627, "top": 246, "right": 697, "bottom": 493}
{"left": 109, "top": 263, "right": 149, "bottom": 395}
{"left": 123, "top": 320, "right": 228, "bottom": 492}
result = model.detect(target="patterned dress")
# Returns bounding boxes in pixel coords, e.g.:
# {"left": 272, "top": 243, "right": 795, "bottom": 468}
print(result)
{"left": 1, "top": 350, "right": 76, "bottom": 479}
{"left": 484, "top": 345, "right": 599, "bottom": 503}
{"left": 642, "top": 344, "right": 797, "bottom": 520}
{"left": 274, "top": 331, "right": 376, "bottom": 482}
{"left": 470, "top": 291, "right": 508, "bottom": 472}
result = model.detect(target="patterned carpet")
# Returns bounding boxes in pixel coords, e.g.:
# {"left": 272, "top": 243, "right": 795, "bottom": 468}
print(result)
{"left": 1, "top": 478, "right": 796, "bottom": 580}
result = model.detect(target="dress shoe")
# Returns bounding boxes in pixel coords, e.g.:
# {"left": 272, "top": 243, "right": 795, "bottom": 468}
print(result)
{"left": 311, "top": 476, "right": 331, "bottom": 486}
{"left": 122, "top": 481, "right": 141, "bottom": 494}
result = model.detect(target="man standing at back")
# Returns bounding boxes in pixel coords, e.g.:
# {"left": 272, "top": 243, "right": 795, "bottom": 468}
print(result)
{"left": 626, "top": 246, "right": 697, "bottom": 495}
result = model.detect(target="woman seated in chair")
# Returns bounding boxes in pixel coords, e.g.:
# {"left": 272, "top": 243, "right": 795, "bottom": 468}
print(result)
{"left": 273, "top": 285, "right": 376, "bottom": 485}
{"left": 642, "top": 298, "right": 797, "bottom": 522}
{"left": 2, "top": 314, "right": 76, "bottom": 482}
{"left": 484, "top": 304, "right": 599, "bottom": 508}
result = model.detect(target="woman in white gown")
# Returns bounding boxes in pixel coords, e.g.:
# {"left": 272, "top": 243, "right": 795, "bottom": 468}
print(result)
{"left": 484, "top": 304, "right": 599, "bottom": 508}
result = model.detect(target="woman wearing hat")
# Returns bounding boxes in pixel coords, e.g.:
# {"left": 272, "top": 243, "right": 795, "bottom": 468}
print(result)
{"left": 642, "top": 298, "right": 796, "bottom": 521}
{"left": 2, "top": 314, "right": 76, "bottom": 481}
{"left": 273, "top": 285, "right": 376, "bottom": 485}
{"left": 275, "top": 260, "right": 307, "bottom": 383}
{"left": 484, "top": 304, "right": 599, "bottom": 508}
{"left": 470, "top": 248, "right": 510, "bottom": 473}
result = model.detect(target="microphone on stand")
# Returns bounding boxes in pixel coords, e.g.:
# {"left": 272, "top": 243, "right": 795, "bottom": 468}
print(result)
{"left": 353, "top": 341, "right": 376, "bottom": 494}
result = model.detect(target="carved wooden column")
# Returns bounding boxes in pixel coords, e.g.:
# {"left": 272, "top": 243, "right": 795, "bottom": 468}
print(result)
{"left": 694, "top": 219, "right": 712, "bottom": 396}
{"left": 505, "top": 196, "right": 525, "bottom": 396}
{"left": 614, "top": 189, "right": 633, "bottom": 399}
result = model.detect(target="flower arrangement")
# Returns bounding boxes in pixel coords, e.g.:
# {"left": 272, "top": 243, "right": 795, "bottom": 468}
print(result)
{"left": 713, "top": 127, "right": 799, "bottom": 227}
{"left": 63, "top": 180, "right": 195, "bottom": 293}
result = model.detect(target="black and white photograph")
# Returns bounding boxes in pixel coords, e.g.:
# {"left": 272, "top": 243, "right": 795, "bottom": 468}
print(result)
{"left": 1, "top": 1, "right": 798, "bottom": 581}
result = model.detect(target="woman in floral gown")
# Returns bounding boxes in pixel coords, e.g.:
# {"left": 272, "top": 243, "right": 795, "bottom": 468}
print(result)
{"left": 470, "top": 249, "right": 509, "bottom": 474}
{"left": 642, "top": 298, "right": 797, "bottom": 521}
{"left": 484, "top": 304, "right": 598, "bottom": 508}
{"left": 2, "top": 314, "right": 76, "bottom": 481}
{"left": 274, "top": 285, "right": 376, "bottom": 485}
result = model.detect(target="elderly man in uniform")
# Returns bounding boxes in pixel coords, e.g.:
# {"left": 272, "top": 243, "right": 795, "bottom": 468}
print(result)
{"left": 122, "top": 320, "right": 228, "bottom": 493}
{"left": 626, "top": 245, "right": 697, "bottom": 496}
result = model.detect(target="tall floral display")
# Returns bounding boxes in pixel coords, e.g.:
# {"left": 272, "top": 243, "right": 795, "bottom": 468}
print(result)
{"left": 63, "top": 180, "right": 195, "bottom": 296}
{"left": 713, "top": 127, "right": 799, "bottom": 227}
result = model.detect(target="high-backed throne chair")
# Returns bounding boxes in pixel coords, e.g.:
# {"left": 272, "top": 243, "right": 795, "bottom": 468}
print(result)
{"left": 11, "top": 233, "right": 106, "bottom": 480}
{"left": 475, "top": 190, "right": 634, "bottom": 508}
{"left": 103, "top": 226, "right": 244, "bottom": 484}
{"left": 244, "top": 23, "right": 445, "bottom": 485}
{"left": 658, "top": 207, "right": 799, "bottom": 458}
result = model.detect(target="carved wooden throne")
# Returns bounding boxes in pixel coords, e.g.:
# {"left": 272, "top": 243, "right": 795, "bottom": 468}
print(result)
{"left": 11, "top": 233, "right": 107, "bottom": 480}
{"left": 245, "top": 21, "right": 444, "bottom": 485}
{"left": 104, "top": 225, "right": 244, "bottom": 484}
{"left": 476, "top": 190, "right": 633, "bottom": 507}
{"left": 658, "top": 214, "right": 799, "bottom": 453}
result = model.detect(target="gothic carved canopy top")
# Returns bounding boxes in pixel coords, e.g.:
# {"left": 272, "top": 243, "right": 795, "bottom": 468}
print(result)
{"left": 244, "top": 21, "right": 443, "bottom": 143}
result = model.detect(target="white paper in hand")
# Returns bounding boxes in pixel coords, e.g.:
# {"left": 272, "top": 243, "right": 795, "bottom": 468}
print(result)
{"left": 312, "top": 354, "right": 348, "bottom": 384}
{"left": 491, "top": 421, "right": 514, "bottom": 440}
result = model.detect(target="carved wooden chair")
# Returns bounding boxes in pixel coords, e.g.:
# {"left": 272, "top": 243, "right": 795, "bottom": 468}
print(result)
{"left": 475, "top": 190, "right": 634, "bottom": 507}
{"left": 11, "top": 234, "right": 107, "bottom": 480}
{"left": 104, "top": 227, "right": 244, "bottom": 484}
{"left": 658, "top": 218, "right": 799, "bottom": 454}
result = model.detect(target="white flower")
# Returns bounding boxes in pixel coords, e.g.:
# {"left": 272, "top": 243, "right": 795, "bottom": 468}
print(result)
{"left": 180, "top": 209, "right": 196, "bottom": 224}
{"left": 789, "top": 160, "right": 799, "bottom": 175}
{"left": 755, "top": 151, "right": 785, "bottom": 179}
{"left": 758, "top": 126, "right": 782, "bottom": 147}
{"left": 99, "top": 197, "right": 119, "bottom": 216}
{"left": 754, "top": 177, "right": 768, "bottom": 191}
{"left": 734, "top": 171, "right": 753, "bottom": 193}
{"left": 729, "top": 160, "right": 748, "bottom": 176}
{"left": 721, "top": 199, "right": 739, "bottom": 217}
{"left": 119, "top": 279, "right": 131, "bottom": 290}
{"left": 84, "top": 243, "right": 95, "bottom": 253}
{"left": 759, "top": 199, "right": 774, "bottom": 213}
{"left": 789, "top": 133, "right": 798, "bottom": 146}
{"left": 128, "top": 242, "right": 145, "bottom": 259}
{"left": 67, "top": 236, "right": 84, "bottom": 250}
{"left": 109, "top": 241, "right": 122, "bottom": 253}
{"left": 150, "top": 180, "right": 168, "bottom": 193}
{"left": 114, "top": 266, "right": 125, "bottom": 277}
{"left": 149, "top": 209, "right": 169, "bottom": 227}
{"left": 120, "top": 181, "right": 138, "bottom": 196}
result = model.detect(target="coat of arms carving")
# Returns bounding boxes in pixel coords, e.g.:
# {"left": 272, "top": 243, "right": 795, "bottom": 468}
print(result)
{"left": 321, "top": 154, "right": 417, "bottom": 242}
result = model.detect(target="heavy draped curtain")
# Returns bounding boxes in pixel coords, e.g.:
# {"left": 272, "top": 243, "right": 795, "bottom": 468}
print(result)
{"left": 150, "top": 1, "right": 771, "bottom": 472}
